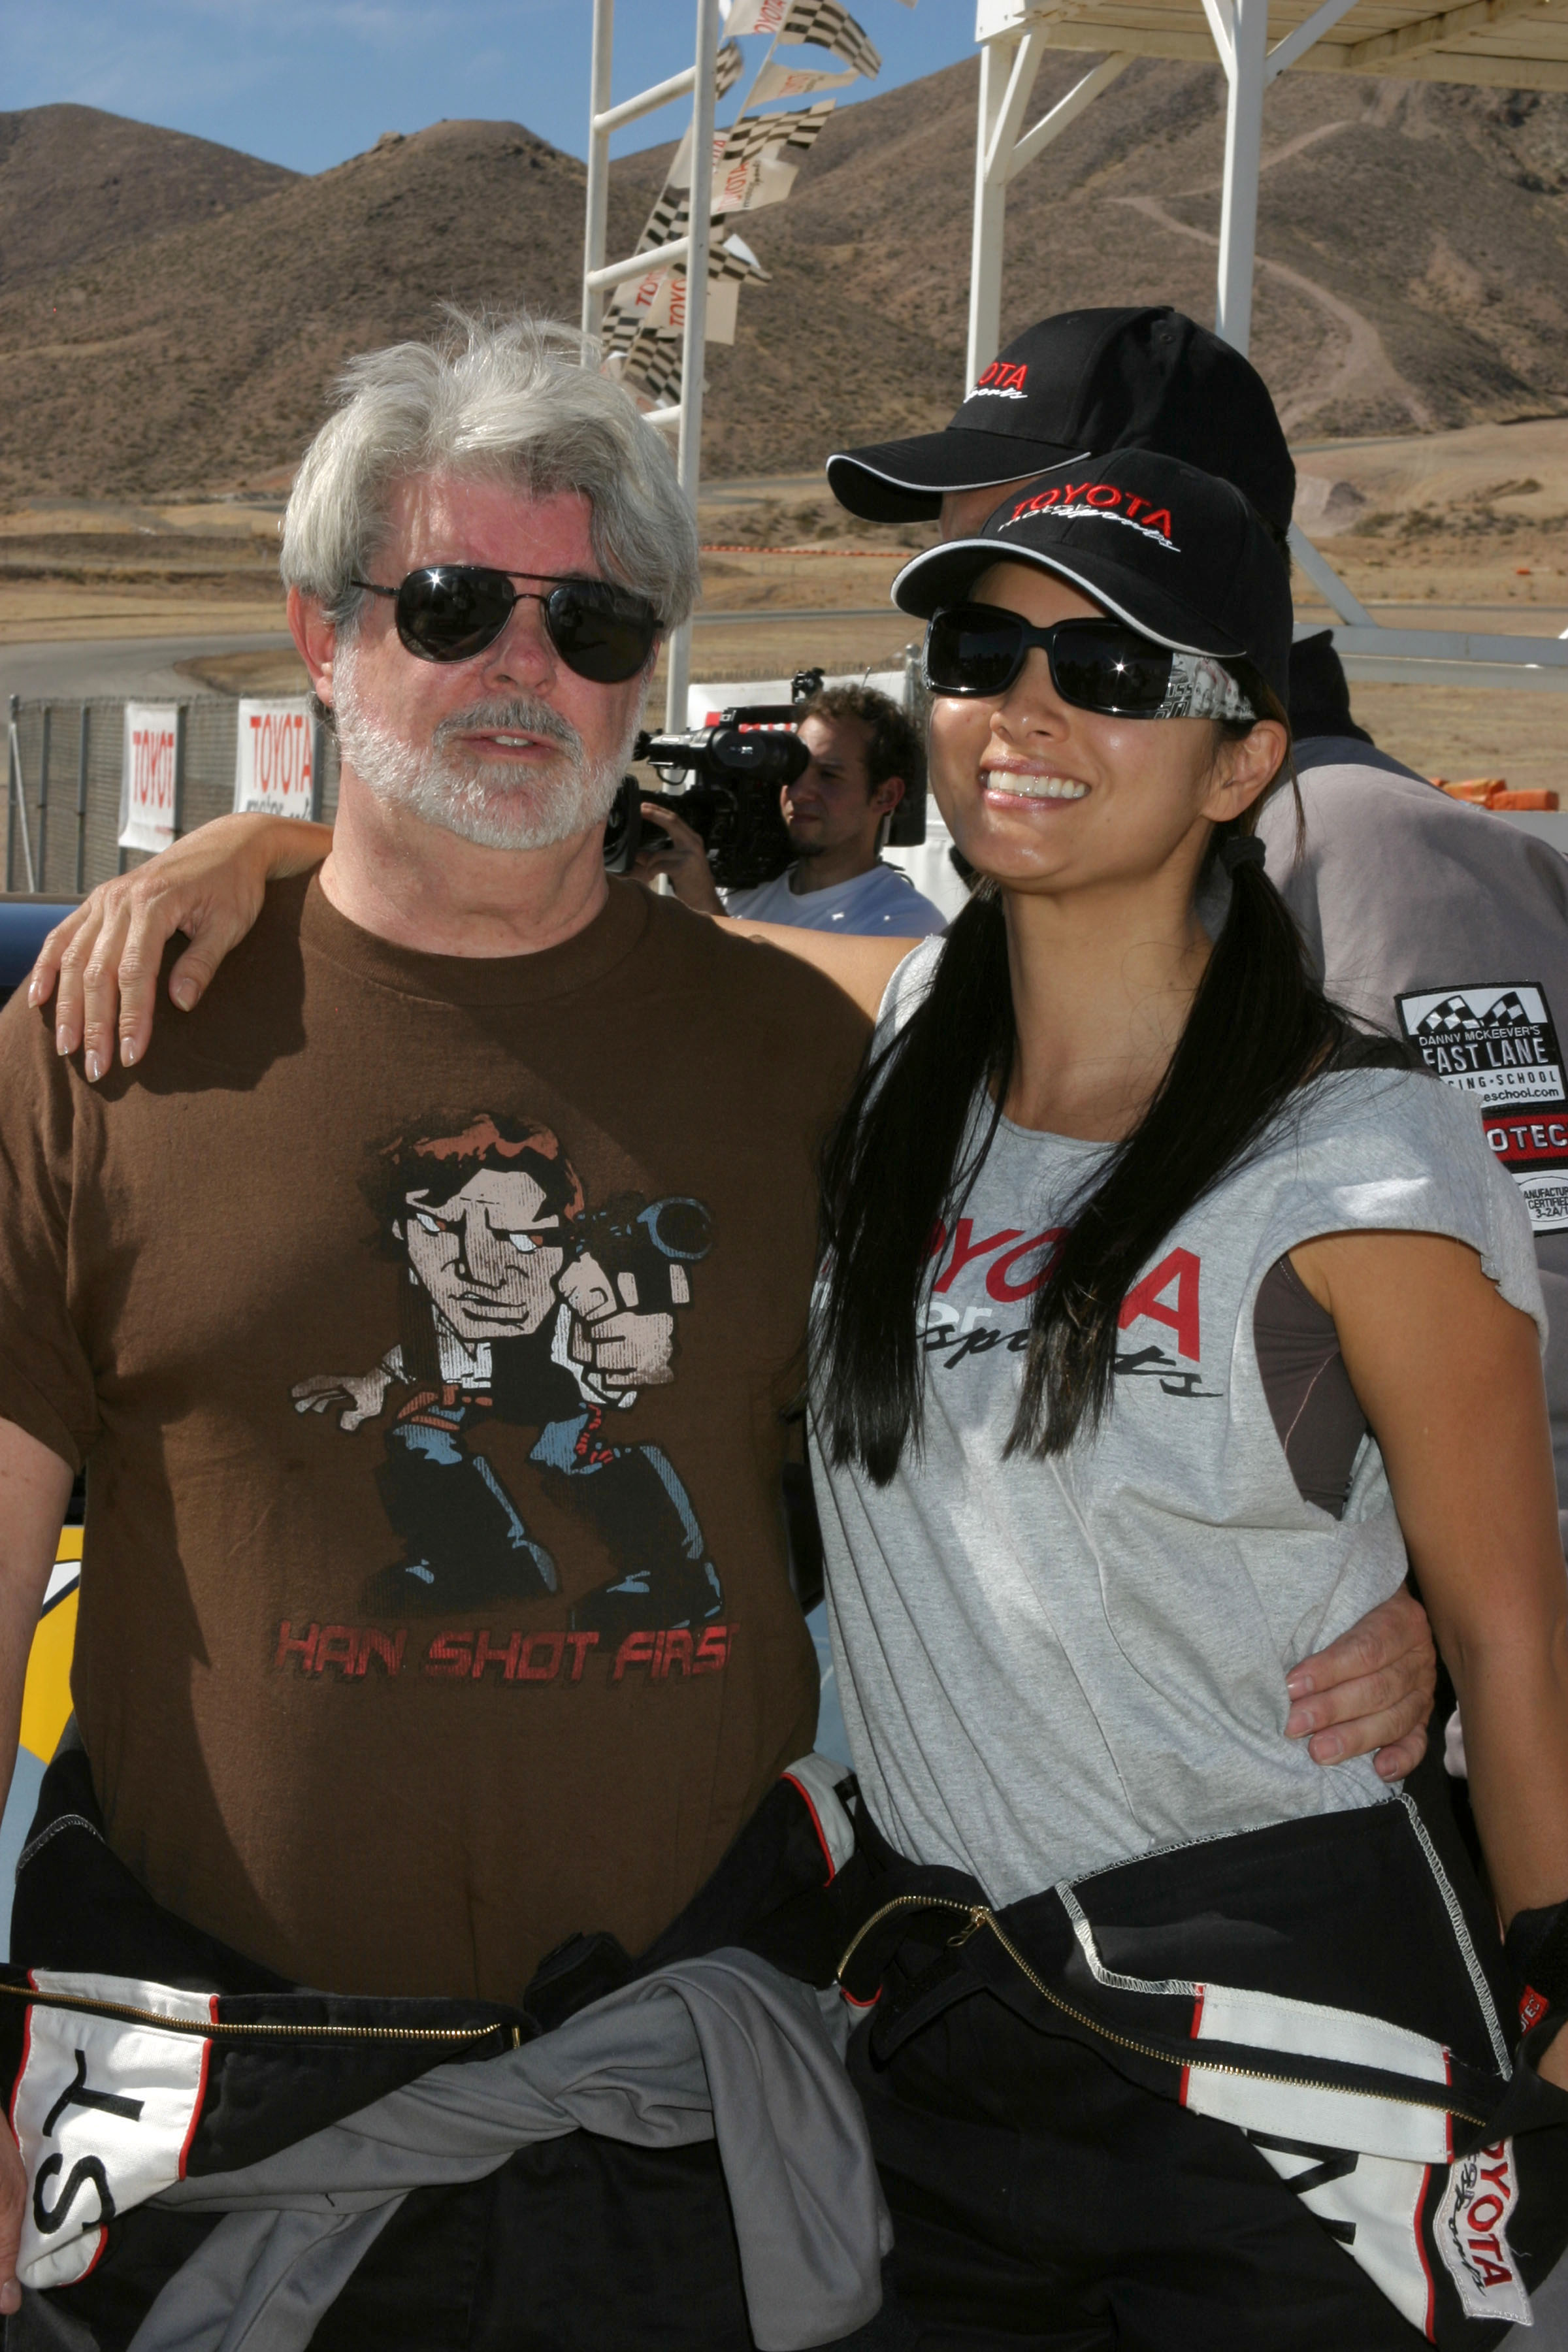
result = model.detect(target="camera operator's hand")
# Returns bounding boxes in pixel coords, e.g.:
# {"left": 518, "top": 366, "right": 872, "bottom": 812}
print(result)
{"left": 634, "top": 804, "right": 727, "bottom": 917}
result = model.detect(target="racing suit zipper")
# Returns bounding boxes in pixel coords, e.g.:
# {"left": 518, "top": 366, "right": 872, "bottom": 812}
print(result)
{"left": 0, "top": 1980, "right": 519, "bottom": 2048}
{"left": 838, "top": 1893, "right": 1489, "bottom": 2128}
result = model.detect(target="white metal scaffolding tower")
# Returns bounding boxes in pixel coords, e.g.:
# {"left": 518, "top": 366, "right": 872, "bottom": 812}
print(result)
{"left": 582, "top": 0, "right": 722, "bottom": 728}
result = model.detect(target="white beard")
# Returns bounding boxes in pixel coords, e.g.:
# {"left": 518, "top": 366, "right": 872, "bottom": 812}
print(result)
{"left": 333, "top": 638, "right": 636, "bottom": 852}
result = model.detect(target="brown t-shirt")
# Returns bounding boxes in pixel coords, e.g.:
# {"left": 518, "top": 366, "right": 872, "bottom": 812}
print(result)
{"left": 0, "top": 874, "right": 869, "bottom": 2001}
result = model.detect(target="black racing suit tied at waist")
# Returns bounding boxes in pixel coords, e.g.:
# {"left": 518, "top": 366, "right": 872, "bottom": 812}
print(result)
{"left": 0, "top": 1743, "right": 890, "bottom": 2352}
{"left": 834, "top": 1789, "right": 1568, "bottom": 2345}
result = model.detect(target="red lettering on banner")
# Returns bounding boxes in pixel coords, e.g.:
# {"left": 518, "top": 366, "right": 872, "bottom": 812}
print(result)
{"left": 517, "top": 1631, "right": 565, "bottom": 1682}
{"left": 1468, "top": 2196, "right": 1506, "bottom": 2233}
{"left": 565, "top": 1631, "right": 598, "bottom": 1682}
{"left": 313, "top": 1626, "right": 357, "bottom": 1677}
{"left": 1120, "top": 1247, "right": 1201, "bottom": 1360}
{"left": 130, "top": 728, "right": 177, "bottom": 821}
{"left": 612, "top": 1631, "right": 659, "bottom": 1683}
{"left": 656, "top": 1629, "right": 694, "bottom": 1681}
{"left": 247, "top": 710, "right": 313, "bottom": 808}
{"left": 355, "top": 1628, "right": 406, "bottom": 1678}
{"left": 274, "top": 1621, "right": 319, "bottom": 1673}
{"left": 934, "top": 1219, "right": 1022, "bottom": 1293}
{"left": 693, "top": 1625, "right": 731, "bottom": 1674}
{"left": 986, "top": 1228, "right": 1064, "bottom": 1302}
{"left": 425, "top": 1631, "right": 474, "bottom": 1678}
{"left": 472, "top": 1629, "right": 521, "bottom": 1680}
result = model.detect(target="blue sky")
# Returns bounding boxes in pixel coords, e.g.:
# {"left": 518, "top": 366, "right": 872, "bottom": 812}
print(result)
{"left": 1, "top": 1, "right": 968, "bottom": 174}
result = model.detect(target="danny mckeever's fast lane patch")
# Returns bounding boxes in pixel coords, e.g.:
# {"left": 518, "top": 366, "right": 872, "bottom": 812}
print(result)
{"left": 1397, "top": 983, "right": 1568, "bottom": 1234}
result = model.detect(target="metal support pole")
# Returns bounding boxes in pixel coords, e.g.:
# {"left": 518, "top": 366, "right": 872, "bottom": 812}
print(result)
{"left": 7, "top": 696, "right": 36, "bottom": 895}
{"left": 75, "top": 706, "right": 89, "bottom": 893}
{"left": 36, "top": 706, "right": 50, "bottom": 893}
{"left": 663, "top": 0, "right": 721, "bottom": 733}
{"left": 1215, "top": 0, "right": 1269, "bottom": 353}
{"left": 582, "top": 0, "right": 615, "bottom": 338}
{"left": 1287, "top": 523, "right": 1376, "bottom": 628}
{"left": 1009, "top": 55, "right": 1132, "bottom": 181}
{"left": 5, "top": 696, "right": 14, "bottom": 894}
{"left": 172, "top": 706, "right": 188, "bottom": 843}
{"left": 967, "top": 42, "right": 1015, "bottom": 390}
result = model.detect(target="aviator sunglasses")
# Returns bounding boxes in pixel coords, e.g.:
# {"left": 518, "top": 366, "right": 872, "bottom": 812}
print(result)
{"left": 924, "top": 601, "right": 1249, "bottom": 720}
{"left": 353, "top": 567, "right": 661, "bottom": 682}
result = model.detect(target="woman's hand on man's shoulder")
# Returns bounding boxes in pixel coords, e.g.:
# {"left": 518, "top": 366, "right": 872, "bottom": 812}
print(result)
{"left": 27, "top": 814, "right": 330, "bottom": 1080}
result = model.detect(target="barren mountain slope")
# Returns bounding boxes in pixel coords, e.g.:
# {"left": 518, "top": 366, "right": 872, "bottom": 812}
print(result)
{"left": 0, "top": 104, "right": 295, "bottom": 295}
{"left": 0, "top": 118, "right": 585, "bottom": 501}
{"left": 4, "top": 57, "right": 1568, "bottom": 498}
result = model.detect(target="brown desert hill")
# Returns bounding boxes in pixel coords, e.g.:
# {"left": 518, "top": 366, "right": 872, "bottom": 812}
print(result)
{"left": 0, "top": 104, "right": 295, "bottom": 295}
{"left": 5, "top": 57, "right": 1568, "bottom": 500}
{"left": 0, "top": 117, "right": 585, "bottom": 502}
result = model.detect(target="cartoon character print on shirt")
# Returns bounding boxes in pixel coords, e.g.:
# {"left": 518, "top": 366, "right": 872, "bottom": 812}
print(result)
{"left": 290, "top": 1113, "right": 720, "bottom": 1642}
{"left": 921, "top": 1215, "right": 1220, "bottom": 1400}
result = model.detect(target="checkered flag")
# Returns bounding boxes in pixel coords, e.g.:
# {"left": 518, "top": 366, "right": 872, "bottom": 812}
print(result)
{"left": 1413, "top": 998, "right": 1482, "bottom": 1035}
{"left": 717, "top": 100, "right": 835, "bottom": 168}
{"left": 619, "top": 327, "right": 687, "bottom": 408}
{"left": 713, "top": 234, "right": 769, "bottom": 286}
{"left": 716, "top": 39, "right": 745, "bottom": 97}
{"left": 606, "top": 235, "right": 768, "bottom": 369}
{"left": 726, "top": 0, "right": 881, "bottom": 73}
{"left": 1414, "top": 991, "right": 1535, "bottom": 1036}
{"left": 778, "top": 0, "right": 881, "bottom": 76}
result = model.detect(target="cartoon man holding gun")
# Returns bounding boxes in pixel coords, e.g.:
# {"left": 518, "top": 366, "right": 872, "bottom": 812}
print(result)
{"left": 291, "top": 1111, "right": 720, "bottom": 1637}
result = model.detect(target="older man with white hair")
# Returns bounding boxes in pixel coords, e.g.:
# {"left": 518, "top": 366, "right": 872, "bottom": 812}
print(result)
{"left": 0, "top": 315, "right": 888, "bottom": 2350}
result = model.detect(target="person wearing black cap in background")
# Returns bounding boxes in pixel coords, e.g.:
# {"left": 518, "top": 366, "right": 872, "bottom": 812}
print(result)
{"left": 832, "top": 304, "right": 1568, "bottom": 1565}
{"left": 813, "top": 450, "right": 1568, "bottom": 2345}
{"left": 828, "top": 304, "right": 1296, "bottom": 546}
{"left": 1267, "top": 629, "right": 1568, "bottom": 1563}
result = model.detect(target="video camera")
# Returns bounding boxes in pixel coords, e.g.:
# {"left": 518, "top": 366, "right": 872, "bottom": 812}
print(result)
{"left": 602, "top": 668, "right": 825, "bottom": 892}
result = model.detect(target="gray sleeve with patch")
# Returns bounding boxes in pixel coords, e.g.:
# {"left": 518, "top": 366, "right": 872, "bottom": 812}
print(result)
{"left": 1256, "top": 755, "right": 1568, "bottom": 1531}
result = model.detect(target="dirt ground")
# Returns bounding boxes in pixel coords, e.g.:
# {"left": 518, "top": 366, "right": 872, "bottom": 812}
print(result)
{"left": 3, "top": 415, "right": 1565, "bottom": 793}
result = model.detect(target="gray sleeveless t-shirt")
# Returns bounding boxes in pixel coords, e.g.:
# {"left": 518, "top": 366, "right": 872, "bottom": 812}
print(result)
{"left": 809, "top": 936, "right": 1546, "bottom": 1908}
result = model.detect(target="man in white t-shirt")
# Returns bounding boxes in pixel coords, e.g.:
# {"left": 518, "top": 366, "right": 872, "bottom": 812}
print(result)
{"left": 638, "top": 684, "right": 947, "bottom": 939}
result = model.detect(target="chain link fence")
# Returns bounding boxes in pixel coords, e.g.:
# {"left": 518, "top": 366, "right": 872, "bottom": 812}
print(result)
{"left": 4, "top": 697, "right": 340, "bottom": 899}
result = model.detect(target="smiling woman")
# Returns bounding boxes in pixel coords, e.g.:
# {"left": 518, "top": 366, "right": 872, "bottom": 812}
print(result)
{"left": 804, "top": 448, "right": 1568, "bottom": 2343}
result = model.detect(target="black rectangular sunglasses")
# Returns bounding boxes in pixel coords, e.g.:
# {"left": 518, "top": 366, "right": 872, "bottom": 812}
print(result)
{"left": 352, "top": 566, "right": 661, "bottom": 682}
{"left": 925, "top": 602, "right": 1186, "bottom": 717}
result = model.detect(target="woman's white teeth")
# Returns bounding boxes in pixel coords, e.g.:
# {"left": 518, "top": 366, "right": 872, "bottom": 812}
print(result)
{"left": 996, "top": 773, "right": 1088, "bottom": 800}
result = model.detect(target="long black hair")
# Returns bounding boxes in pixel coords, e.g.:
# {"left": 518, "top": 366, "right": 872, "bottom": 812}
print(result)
{"left": 814, "top": 674, "right": 1348, "bottom": 1484}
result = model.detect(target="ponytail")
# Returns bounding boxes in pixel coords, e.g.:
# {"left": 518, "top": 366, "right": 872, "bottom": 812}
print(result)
{"left": 815, "top": 689, "right": 1343, "bottom": 1482}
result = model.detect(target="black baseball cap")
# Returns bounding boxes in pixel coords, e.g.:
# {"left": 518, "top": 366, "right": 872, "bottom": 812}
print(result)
{"left": 892, "top": 450, "right": 1292, "bottom": 708}
{"left": 827, "top": 307, "right": 1296, "bottom": 534}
